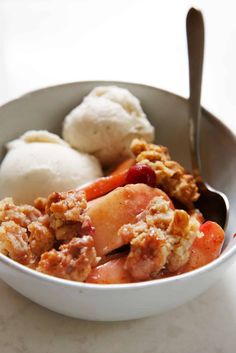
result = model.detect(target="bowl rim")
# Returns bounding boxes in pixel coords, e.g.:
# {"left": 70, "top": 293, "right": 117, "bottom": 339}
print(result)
{"left": 0, "top": 79, "right": 235, "bottom": 141}
{"left": 0, "top": 80, "right": 235, "bottom": 290}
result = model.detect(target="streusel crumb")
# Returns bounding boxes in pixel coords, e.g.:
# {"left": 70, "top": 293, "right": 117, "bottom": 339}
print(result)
{"left": 0, "top": 220, "right": 31, "bottom": 265}
{"left": 131, "top": 139, "right": 199, "bottom": 207}
{"left": 45, "top": 190, "right": 94, "bottom": 241}
{"left": 118, "top": 196, "right": 202, "bottom": 280}
{"left": 37, "top": 236, "right": 98, "bottom": 281}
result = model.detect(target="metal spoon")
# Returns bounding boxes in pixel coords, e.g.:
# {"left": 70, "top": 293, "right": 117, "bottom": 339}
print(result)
{"left": 186, "top": 7, "right": 229, "bottom": 229}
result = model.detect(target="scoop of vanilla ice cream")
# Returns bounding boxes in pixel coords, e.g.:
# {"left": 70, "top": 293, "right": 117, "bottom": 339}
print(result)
{"left": 62, "top": 86, "right": 154, "bottom": 166}
{"left": 7, "top": 130, "right": 70, "bottom": 150}
{"left": 0, "top": 130, "right": 103, "bottom": 205}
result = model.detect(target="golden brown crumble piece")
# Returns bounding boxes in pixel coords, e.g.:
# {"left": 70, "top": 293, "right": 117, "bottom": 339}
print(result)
{"left": 37, "top": 236, "right": 98, "bottom": 281}
{"left": 119, "top": 196, "right": 173, "bottom": 244}
{"left": 0, "top": 198, "right": 56, "bottom": 266}
{"left": 131, "top": 139, "right": 199, "bottom": 207}
{"left": 45, "top": 190, "right": 94, "bottom": 241}
{"left": 46, "top": 190, "right": 87, "bottom": 222}
{"left": 28, "top": 221, "right": 55, "bottom": 258}
{"left": 118, "top": 196, "right": 202, "bottom": 281}
{"left": 138, "top": 194, "right": 173, "bottom": 230}
{"left": 0, "top": 220, "right": 31, "bottom": 265}
{"left": 125, "top": 227, "right": 171, "bottom": 281}
{"left": 34, "top": 197, "right": 47, "bottom": 213}
{"left": 0, "top": 193, "right": 97, "bottom": 278}
{"left": 166, "top": 210, "right": 202, "bottom": 272}
{"left": 0, "top": 197, "right": 42, "bottom": 228}
{"left": 131, "top": 139, "right": 170, "bottom": 160}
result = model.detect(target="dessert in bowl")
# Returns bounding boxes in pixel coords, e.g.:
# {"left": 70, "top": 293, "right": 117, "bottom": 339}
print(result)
{"left": 0, "top": 82, "right": 235, "bottom": 321}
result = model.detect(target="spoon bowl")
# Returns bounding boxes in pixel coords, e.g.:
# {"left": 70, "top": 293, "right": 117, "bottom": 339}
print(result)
{"left": 195, "top": 182, "right": 229, "bottom": 229}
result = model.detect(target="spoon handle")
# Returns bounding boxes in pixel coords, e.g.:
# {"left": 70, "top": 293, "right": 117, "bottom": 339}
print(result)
{"left": 186, "top": 8, "right": 205, "bottom": 177}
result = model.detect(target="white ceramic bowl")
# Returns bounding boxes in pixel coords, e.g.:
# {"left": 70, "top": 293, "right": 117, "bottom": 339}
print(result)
{"left": 0, "top": 81, "right": 235, "bottom": 321}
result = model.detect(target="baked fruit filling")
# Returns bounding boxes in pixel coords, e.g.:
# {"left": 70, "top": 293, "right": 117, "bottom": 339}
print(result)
{"left": 0, "top": 139, "right": 225, "bottom": 284}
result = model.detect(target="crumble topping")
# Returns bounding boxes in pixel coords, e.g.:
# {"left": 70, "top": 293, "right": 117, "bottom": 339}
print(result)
{"left": 45, "top": 190, "right": 94, "bottom": 241}
{"left": 0, "top": 190, "right": 97, "bottom": 280}
{"left": 118, "top": 196, "right": 202, "bottom": 281}
{"left": 131, "top": 139, "right": 199, "bottom": 207}
{"left": 34, "top": 197, "right": 48, "bottom": 213}
{"left": 0, "top": 197, "right": 41, "bottom": 228}
{"left": 28, "top": 220, "right": 55, "bottom": 258}
{"left": 0, "top": 221, "right": 32, "bottom": 265}
{"left": 37, "top": 236, "right": 98, "bottom": 281}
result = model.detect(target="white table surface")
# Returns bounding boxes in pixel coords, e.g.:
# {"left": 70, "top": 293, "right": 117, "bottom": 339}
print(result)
{"left": 0, "top": 1, "right": 236, "bottom": 352}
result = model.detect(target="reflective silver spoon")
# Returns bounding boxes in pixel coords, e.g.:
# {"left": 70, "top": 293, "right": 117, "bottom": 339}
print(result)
{"left": 186, "top": 7, "right": 229, "bottom": 229}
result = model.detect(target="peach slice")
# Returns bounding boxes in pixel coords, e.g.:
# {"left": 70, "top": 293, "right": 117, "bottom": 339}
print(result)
{"left": 87, "top": 183, "right": 171, "bottom": 256}
{"left": 86, "top": 256, "right": 132, "bottom": 284}
{"left": 180, "top": 221, "right": 225, "bottom": 273}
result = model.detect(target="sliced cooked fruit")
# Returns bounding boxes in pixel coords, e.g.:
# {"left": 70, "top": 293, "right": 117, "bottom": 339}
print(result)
{"left": 79, "top": 170, "right": 128, "bottom": 201}
{"left": 87, "top": 183, "right": 172, "bottom": 256}
{"left": 86, "top": 256, "right": 132, "bottom": 284}
{"left": 180, "top": 221, "right": 225, "bottom": 272}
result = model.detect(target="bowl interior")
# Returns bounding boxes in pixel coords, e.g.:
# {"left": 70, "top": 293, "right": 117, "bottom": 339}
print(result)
{"left": 0, "top": 81, "right": 235, "bottom": 248}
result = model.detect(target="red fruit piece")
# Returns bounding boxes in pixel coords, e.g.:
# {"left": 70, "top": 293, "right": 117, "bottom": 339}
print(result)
{"left": 126, "top": 164, "right": 156, "bottom": 187}
{"left": 79, "top": 169, "right": 128, "bottom": 201}
{"left": 179, "top": 221, "right": 225, "bottom": 273}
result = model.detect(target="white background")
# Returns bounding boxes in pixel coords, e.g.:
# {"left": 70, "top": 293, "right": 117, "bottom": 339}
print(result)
{"left": 0, "top": 0, "right": 236, "bottom": 132}
{"left": 0, "top": 1, "right": 236, "bottom": 352}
